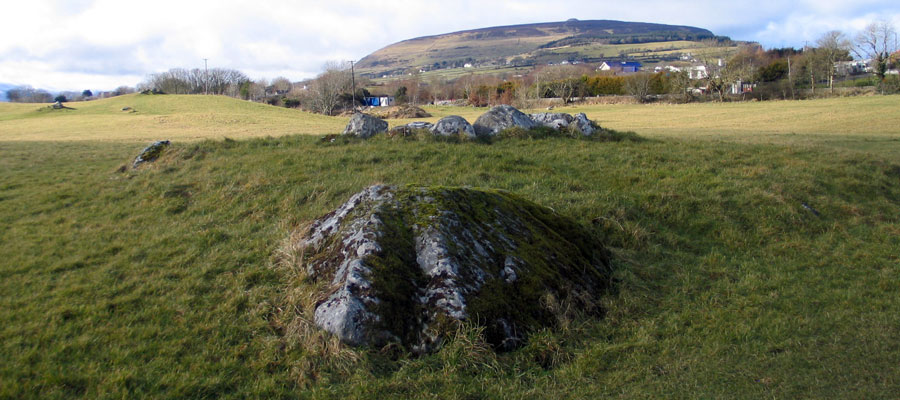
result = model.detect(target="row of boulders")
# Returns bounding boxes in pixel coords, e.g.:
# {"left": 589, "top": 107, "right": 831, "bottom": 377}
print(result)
{"left": 342, "top": 105, "right": 598, "bottom": 139}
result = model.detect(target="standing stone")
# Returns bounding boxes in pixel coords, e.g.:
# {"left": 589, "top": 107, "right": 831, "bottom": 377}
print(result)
{"left": 342, "top": 113, "right": 388, "bottom": 139}
{"left": 473, "top": 105, "right": 538, "bottom": 137}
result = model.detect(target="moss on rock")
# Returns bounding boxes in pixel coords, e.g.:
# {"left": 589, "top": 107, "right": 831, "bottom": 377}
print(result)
{"left": 295, "top": 185, "right": 611, "bottom": 352}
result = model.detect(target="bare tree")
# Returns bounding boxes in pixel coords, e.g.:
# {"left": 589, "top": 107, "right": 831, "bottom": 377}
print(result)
{"left": 668, "top": 69, "right": 694, "bottom": 102}
{"left": 309, "top": 61, "right": 350, "bottom": 115}
{"left": 271, "top": 77, "right": 293, "bottom": 95}
{"left": 817, "top": 31, "right": 852, "bottom": 92}
{"left": 624, "top": 73, "right": 652, "bottom": 102}
{"left": 539, "top": 65, "right": 587, "bottom": 104}
{"left": 6, "top": 86, "right": 54, "bottom": 103}
{"left": 854, "top": 20, "right": 899, "bottom": 83}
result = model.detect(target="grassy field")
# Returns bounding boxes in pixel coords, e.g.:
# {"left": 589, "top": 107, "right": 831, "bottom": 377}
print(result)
{"left": 1, "top": 94, "right": 899, "bottom": 398}
{"left": 0, "top": 95, "right": 341, "bottom": 141}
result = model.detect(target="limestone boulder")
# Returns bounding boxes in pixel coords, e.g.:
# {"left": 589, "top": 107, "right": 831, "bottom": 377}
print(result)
{"left": 294, "top": 185, "right": 611, "bottom": 352}
{"left": 530, "top": 113, "right": 575, "bottom": 130}
{"left": 389, "top": 121, "right": 434, "bottom": 137}
{"left": 473, "top": 105, "right": 538, "bottom": 137}
{"left": 430, "top": 115, "right": 476, "bottom": 138}
{"left": 573, "top": 113, "right": 597, "bottom": 136}
{"left": 342, "top": 113, "right": 388, "bottom": 138}
{"left": 132, "top": 140, "right": 171, "bottom": 168}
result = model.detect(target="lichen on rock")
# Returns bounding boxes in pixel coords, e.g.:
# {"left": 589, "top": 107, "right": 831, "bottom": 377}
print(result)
{"left": 293, "top": 185, "right": 611, "bottom": 353}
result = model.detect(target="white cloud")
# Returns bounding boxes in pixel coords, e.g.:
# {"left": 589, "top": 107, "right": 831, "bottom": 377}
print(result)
{"left": 0, "top": 0, "right": 898, "bottom": 92}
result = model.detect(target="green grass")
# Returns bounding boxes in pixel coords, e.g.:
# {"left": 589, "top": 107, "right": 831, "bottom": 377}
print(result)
{"left": 0, "top": 94, "right": 343, "bottom": 141}
{"left": 1, "top": 95, "right": 900, "bottom": 398}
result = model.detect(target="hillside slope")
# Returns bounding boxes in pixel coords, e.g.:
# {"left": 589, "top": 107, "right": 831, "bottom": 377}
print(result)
{"left": 356, "top": 19, "right": 719, "bottom": 76}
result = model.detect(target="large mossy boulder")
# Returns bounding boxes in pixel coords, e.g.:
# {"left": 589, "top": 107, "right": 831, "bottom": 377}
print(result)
{"left": 295, "top": 185, "right": 611, "bottom": 352}
{"left": 473, "top": 105, "right": 538, "bottom": 137}
{"left": 342, "top": 113, "right": 388, "bottom": 138}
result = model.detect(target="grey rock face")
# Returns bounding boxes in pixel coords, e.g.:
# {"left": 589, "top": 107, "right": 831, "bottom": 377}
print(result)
{"left": 430, "top": 115, "right": 476, "bottom": 138}
{"left": 473, "top": 105, "right": 538, "bottom": 137}
{"left": 133, "top": 140, "right": 171, "bottom": 168}
{"left": 530, "top": 113, "right": 575, "bottom": 130}
{"left": 342, "top": 113, "right": 388, "bottom": 138}
{"left": 573, "top": 113, "right": 597, "bottom": 136}
{"left": 531, "top": 112, "right": 598, "bottom": 136}
{"left": 296, "top": 185, "right": 611, "bottom": 352}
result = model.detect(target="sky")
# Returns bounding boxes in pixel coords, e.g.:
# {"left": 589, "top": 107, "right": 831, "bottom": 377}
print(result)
{"left": 0, "top": 0, "right": 898, "bottom": 92}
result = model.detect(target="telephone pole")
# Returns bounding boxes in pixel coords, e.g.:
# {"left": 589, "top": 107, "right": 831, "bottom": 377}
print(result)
{"left": 350, "top": 60, "right": 357, "bottom": 110}
{"left": 203, "top": 58, "right": 209, "bottom": 95}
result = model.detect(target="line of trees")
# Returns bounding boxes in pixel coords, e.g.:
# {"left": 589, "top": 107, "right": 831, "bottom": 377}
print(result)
{"left": 5, "top": 86, "right": 54, "bottom": 103}
{"left": 137, "top": 68, "right": 298, "bottom": 104}
{"left": 138, "top": 68, "right": 249, "bottom": 97}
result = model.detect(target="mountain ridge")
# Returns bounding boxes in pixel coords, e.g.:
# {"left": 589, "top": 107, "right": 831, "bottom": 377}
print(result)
{"left": 356, "top": 19, "right": 724, "bottom": 77}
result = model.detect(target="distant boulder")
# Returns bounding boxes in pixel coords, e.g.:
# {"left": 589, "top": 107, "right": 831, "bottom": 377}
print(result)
{"left": 473, "top": 105, "right": 538, "bottom": 137}
{"left": 530, "top": 112, "right": 575, "bottom": 130}
{"left": 294, "top": 185, "right": 611, "bottom": 352}
{"left": 389, "top": 121, "right": 434, "bottom": 137}
{"left": 342, "top": 113, "right": 388, "bottom": 138}
{"left": 133, "top": 140, "right": 171, "bottom": 168}
{"left": 430, "top": 115, "right": 476, "bottom": 138}
{"left": 531, "top": 112, "right": 599, "bottom": 136}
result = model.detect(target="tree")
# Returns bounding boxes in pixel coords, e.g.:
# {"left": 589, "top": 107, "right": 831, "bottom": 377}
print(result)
{"left": 538, "top": 65, "right": 587, "bottom": 104}
{"left": 816, "top": 31, "right": 852, "bottom": 92}
{"left": 82, "top": 89, "right": 93, "bottom": 98}
{"left": 668, "top": 69, "right": 694, "bottom": 102}
{"left": 113, "top": 86, "right": 135, "bottom": 96}
{"left": 309, "top": 61, "right": 350, "bottom": 115}
{"left": 6, "top": 86, "right": 53, "bottom": 103}
{"left": 394, "top": 86, "right": 408, "bottom": 104}
{"left": 624, "top": 73, "right": 652, "bottom": 102}
{"left": 854, "top": 20, "right": 899, "bottom": 85}
{"left": 271, "top": 77, "right": 292, "bottom": 94}
{"left": 54, "top": 95, "right": 67, "bottom": 103}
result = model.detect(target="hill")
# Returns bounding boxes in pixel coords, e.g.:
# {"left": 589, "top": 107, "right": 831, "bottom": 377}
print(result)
{"left": 356, "top": 19, "right": 725, "bottom": 77}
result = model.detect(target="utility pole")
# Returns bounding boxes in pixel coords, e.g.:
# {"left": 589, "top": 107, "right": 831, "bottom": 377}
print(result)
{"left": 350, "top": 60, "right": 357, "bottom": 111}
{"left": 203, "top": 58, "right": 209, "bottom": 95}
{"left": 787, "top": 55, "right": 794, "bottom": 100}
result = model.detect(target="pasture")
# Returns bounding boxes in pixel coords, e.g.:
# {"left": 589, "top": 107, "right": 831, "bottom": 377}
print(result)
{"left": 1, "top": 94, "right": 899, "bottom": 398}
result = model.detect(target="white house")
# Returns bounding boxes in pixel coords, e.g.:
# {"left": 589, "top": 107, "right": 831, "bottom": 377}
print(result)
{"left": 688, "top": 65, "right": 708, "bottom": 80}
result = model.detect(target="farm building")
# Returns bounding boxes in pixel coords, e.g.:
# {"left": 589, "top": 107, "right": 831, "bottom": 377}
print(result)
{"left": 364, "top": 96, "right": 395, "bottom": 107}
{"left": 597, "top": 61, "right": 642, "bottom": 73}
